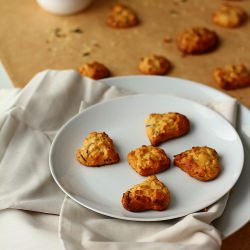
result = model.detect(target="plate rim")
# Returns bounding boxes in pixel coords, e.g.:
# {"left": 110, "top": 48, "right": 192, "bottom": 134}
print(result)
{"left": 49, "top": 92, "right": 244, "bottom": 222}
{"left": 101, "top": 75, "right": 250, "bottom": 237}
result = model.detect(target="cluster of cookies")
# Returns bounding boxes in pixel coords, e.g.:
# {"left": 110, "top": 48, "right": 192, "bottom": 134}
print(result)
{"left": 76, "top": 112, "right": 221, "bottom": 212}
{"left": 78, "top": 2, "right": 250, "bottom": 90}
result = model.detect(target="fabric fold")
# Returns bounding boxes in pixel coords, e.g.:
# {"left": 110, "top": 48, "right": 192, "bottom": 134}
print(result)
{"left": 59, "top": 196, "right": 226, "bottom": 250}
{"left": 0, "top": 106, "right": 64, "bottom": 214}
{"left": 0, "top": 69, "right": 238, "bottom": 249}
{"left": 0, "top": 70, "right": 131, "bottom": 214}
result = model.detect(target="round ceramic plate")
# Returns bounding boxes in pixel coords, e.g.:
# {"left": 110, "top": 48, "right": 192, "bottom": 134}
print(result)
{"left": 49, "top": 93, "right": 244, "bottom": 221}
{"left": 101, "top": 75, "right": 250, "bottom": 236}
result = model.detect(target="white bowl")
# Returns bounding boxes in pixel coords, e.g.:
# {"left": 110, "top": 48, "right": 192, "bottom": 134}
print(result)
{"left": 36, "top": 0, "right": 92, "bottom": 15}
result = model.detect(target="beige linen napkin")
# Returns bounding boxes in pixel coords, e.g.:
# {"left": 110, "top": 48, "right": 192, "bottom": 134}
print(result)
{"left": 59, "top": 85, "right": 237, "bottom": 250}
{"left": 0, "top": 70, "right": 237, "bottom": 249}
{"left": 0, "top": 209, "right": 62, "bottom": 250}
{"left": 0, "top": 69, "right": 131, "bottom": 214}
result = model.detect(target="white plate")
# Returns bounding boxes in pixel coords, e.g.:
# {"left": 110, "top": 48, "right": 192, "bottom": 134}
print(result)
{"left": 50, "top": 93, "right": 244, "bottom": 221}
{"left": 102, "top": 75, "right": 250, "bottom": 237}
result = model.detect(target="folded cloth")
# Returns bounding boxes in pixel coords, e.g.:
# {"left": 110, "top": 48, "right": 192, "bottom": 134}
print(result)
{"left": 0, "top": 70, "right": 237, "bottom": 249}
{"left": 60, "top": 195, "right": 228, "bottom": 250}
{"left": 0, "top": 209, "right": 62, "bottom": 250}
{"left": 0, "top": 69, "right": 131, "bottom": 214}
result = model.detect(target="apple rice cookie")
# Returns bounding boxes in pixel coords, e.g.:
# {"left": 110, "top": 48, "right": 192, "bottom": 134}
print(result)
{"left": 173, "top": 146, "right": 221, "bottom": 181}
{"left": 176, "top": 27, "right": 219, "bottom": 54}
{"left": 212, "top": 3, "right": 247, "bottom": 28}
{"left": 78, "top": 61, "right": 111, "bottom": 80}
{"left": 76, "top": 131, "right": 120, "bottom": 167}
{"left": 145, "top": 112, "right": 190, "bottom": 146}
{"left": 122, "top": 175, "right": 170, "bottom": 212}
{"left": 214, "top": 64, "right": 250, "bottom": 90}
{"left": 127, "top": 145, "right": 171, "bottom": 176}
{"left": 106, "top": 3, "right": 139, "bottom": 28}
{"left": 138, "top": 55, "right": 171, "bottom": 75}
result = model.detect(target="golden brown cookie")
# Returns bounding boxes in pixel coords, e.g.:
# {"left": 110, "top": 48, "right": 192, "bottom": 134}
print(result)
{"left": 138, "top": 55, "right": 171, "bottom": 75}
{"left": 78, "top": 61, "right": 111, "bottom": 80}
{"left": 76, "top": 132, "right": 120, "bottom": 167}
{"left": 145, "top": 112, "right": 190, "bottom": 146}
{"left": 212, "top": 3, "right": 247, "bottom": 28}
{"left": 106, "top": 3, "right": 139, "bottom": 28}
{"left": 127, "top": 145, "right": 171, "bottom": 176}
{"left": 122, "top": 175, "right": 170, "bottom": 212}
{"left": 176, "top": 27, "right": 219, "bottom": 54}
{"left": 173, "top": 146, "right": 221, "bottom": 181}
{"left": 214, "top": 64, "right": 250, "bottom": 90}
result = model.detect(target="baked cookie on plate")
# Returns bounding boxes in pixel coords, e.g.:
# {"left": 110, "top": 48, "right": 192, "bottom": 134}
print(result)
{"left": 173, "top": 146, "right": 221, "bottom": 181}
{"left": 145, "top": 112, "right": 190, "bottom": 146}
{"left": 76, "top": 131, "right": 120, "bottom": 167}
{"left": 127, "top": 145, "right": 171, "bottom": 176}
{"left": 122, "top": 175, "right": 170, "bottom": 212}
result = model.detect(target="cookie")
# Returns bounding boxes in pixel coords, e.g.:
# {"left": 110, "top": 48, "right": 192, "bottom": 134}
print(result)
{"left": 138, "top": 55, "right": 171, "bottom": 75}
{"left": 122, "top": 175, "right": 170, "bottom": 212}
{"left": 214, "top": 64, "right": 250, "bottom": 90}
{"left": 176, "top": 27, "right": 219, "bottom": 54}
{"left": 173, "top": 146, "right": 221, "bottom": 181}
{"left": 76, "top": 132, "right": 120, "bottom": 167}
{"left": 212, "top": 3, "right": 247, "bottom": 28}
{"left": 106, "top": 3, "right": 139, "bottom": 28}
{"left": 127, "top": 145, "right": 171, "bottom": 176}
{"left": 145, "top": 112, "right": 190, "bottom": 146}
{"left": 78, "top": 61, "right": 111, "bottom": 80}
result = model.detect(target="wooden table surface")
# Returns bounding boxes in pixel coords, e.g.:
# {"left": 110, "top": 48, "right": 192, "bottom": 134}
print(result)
{"left": 0, "top": 0, "right": 249, "bottom": 249}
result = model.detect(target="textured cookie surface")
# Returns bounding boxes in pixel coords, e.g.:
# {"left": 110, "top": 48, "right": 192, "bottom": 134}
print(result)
{"left": 78, "top": 61, "right": 110, "bottom": 80}
{"left": 138, "top": 55, "right": 171, "bottom": 75}
{"left": 106, "top": 3, "right": 139, "bottom": 28}
{"left": 214, "top": 64, "right": 250, "bottom": 90}
{"left": 127, "top": 145, "right": 171, "bottom": 176}
{"left": 145, "top": 112, "right": 190, "bottom": 146}
{"left": 176, "top": 27, "right": 219, "bottom": 54}
{"left": 173, "top": 146, "right": 221, "bottom": 181}
{"left": 76, "top": 132, "right": 120, "bottom": 167}
{"left": 122, "top": 175, "right": 170, "bottom": 212}
{"left": 212, "top": 3, "right": 247, "bottom": 28}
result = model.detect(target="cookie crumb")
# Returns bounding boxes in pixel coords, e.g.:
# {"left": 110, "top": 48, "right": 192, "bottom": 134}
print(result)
{"left": 163, "top": 35, "right": 173, "bottom": 43}
{"left": 70, "top": 28, "right": 84, "bottom": 34}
